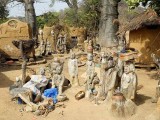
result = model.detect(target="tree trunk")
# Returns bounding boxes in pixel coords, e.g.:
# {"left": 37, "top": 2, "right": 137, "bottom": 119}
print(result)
{"left": 24, "top": 0, "right": 37, "bottom": 39}
{"left": 99, "top": 0, "right": 119, "bottom": 48}
{"left": 73, "top": 6, "right": 78, "bottom": 27}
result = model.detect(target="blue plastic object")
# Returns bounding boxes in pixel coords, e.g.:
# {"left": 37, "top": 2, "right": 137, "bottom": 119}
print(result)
{"left": 43, "top": 88, "right": 58, "bottom": 103}
{"left": 18, "top": 97, "right": 23, "bottom": 104}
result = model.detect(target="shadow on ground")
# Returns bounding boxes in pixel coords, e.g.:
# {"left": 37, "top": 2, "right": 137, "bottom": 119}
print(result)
{"left": 0, "top": 72, "right": 14, "bottom": 88}
{"left": 0, "top": 65, "right": 21, "bottom": 88}
{"left": 134, "top": 94, "right": 152, "bottom": 106}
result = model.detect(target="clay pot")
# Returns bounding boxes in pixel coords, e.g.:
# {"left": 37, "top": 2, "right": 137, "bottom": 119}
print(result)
{"left": 75, "top": 91, "right": 85, "bottom": 100}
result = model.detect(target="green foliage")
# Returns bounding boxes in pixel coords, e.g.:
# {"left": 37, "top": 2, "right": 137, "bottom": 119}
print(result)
{"left": 58, "top": 0, "right": 100, "bottom": 32}
{"left": 124, "top": 0, "right": 160, "bottom": 15}
{"left": 36, "top": 12, "right": 59, "bottom": 28}
{"left": 78, "top": 0, "right": 101, "bottom": 31}
{"left": 0, "top": 0, "right": 9, "bottom": 24}
{"left": 0, "top": 4, "right": 9, "bottom": 20}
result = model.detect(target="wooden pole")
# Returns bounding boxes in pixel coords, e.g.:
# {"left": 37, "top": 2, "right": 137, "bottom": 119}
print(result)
{"left": 19, "top": 41, "right": 27, "bottom": 87}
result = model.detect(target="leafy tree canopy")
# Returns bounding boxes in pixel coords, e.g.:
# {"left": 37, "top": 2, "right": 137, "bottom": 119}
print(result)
{"left": 124, "top": 0, "right": 160, "bottom": 15}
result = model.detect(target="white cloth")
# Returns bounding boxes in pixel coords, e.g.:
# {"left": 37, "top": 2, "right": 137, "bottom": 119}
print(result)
{"left": 23, "top": 75, "right": 47, "bottom": 95}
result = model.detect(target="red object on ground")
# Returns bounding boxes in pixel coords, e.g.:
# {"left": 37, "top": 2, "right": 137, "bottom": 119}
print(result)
{"left": 5, "top": 60, "right": 14, "bottom": 65}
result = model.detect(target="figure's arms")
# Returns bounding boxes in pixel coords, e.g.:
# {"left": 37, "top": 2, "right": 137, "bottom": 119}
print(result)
{"left": 52, "top": 77, "right": 56, "bottom": 88}
{"left": 131, "top": 73, "right": 138, "bottom": 99}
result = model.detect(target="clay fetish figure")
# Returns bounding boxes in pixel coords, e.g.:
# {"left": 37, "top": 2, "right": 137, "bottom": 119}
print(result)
{"left": 51, "top": 57, "right": 63, "bottom": 75}
{"left": 40, "top": 40, "right": 45, "bottom": 56}
{"left": 39, "top": 28, "right": 43, "bottom": 40}
{"left": 86, "top": 53, "right": 95, "bottom": 78}
{"left": 45, "top": 41, "right": 52, "bottom": 55}
{"left": 151, "top": 77, "right": 160, "bottom": 103}
{"left": 45, "top": 57, "right": 63, "bottom": 79}
{"left": 63, "top": 34, "right": 67, "bottom": 53}
{"left": 115, "top": 58, "right": 124, "bottom": 78}
{"left": 84, "top": 39, "right": 89, "bottom": 52}
{"left": 100, "top": 51, "right": 108, "bottom": 74}
{"left": 85, "top": 72, "right": 100, "bottom": 98}
{"left": 87, "top": 40, "right": 93, "bottom": 54}
{"left": 85, "top": 72, "right": 103, "bottom": 105}
{"left": 52, "top": 65, "right": 65, "bottom": 95}
{"left": 68, "top": 52, "right": 79, "bottom": 86}
{"left": 56, "top": 34, "right": 66, "bottom": 54}
{"left": 104, "top": 57, "right": 118, "bottom": 101}
{"left": 121, "top": 61, "right": 137, "bottom": 100}
{"left": 100, "top": 51, "right": 108, "bottom": 96}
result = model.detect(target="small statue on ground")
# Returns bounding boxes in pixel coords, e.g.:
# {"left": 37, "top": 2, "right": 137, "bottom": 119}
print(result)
{"left": 56, "top": 34, "right": 66, "bottom": 54}
{"left": 84, "top": 39, "right": 89, "bottom": 52}
{"left": 45, "top": 57, "right": 63, "bottom": 79}
{"left": 86, "top": 53, "right": 95, "bottom": 78}
{"left": 100, "top": 51, "right": 108, "bottom": 96}
{"left": 45, "top": 41, "right": 52, "bottom": 55}
{"left": 39, "top": 40, "right": 45, "bottom": 56}
{"left": 104, "top": 57, "right": 118, "bottom": 101}
{"left": 68, "top": 52, "right": 79, "bottom": 86}
{"left": 39, "top": 28, "right": 43, "bottom": 40}
{"left": 121, "top": 61, "right": 137, "bottom": 100}
{"left": 87, "top": 40, "right": 93, "bottom": 54}
{"left": 85, "top": 53, "right": 95, "bottom": 96}
{"left": 115, "top": 58, "right": 124, "bottom": 78}
{"left": 85, "top": 72, "right": 100, "bottom": 99}
{"left": 52, "top": 64, "right": 65, "bottom": 95}
{"left": 151, "top": 80, "right": 160, "bottom": 103}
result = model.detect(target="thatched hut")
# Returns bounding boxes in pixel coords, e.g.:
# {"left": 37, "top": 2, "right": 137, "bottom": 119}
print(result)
{"left": 118, "top": 9, "right": 160, "bottom": 65}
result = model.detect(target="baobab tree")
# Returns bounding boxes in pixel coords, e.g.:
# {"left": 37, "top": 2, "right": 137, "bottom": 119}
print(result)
{"left": 7, "top": 0, "right": 37, "bottom": 39}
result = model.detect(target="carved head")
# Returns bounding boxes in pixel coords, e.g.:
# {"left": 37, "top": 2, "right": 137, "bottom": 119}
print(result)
{"left": 124, "top": 61, "right": 135, "bottom": 73}
{"left": 39, "top": 67, "right": 45, "bottom": 75}
{"left": 107, "top": 57, "right": 114, "bottom": 68}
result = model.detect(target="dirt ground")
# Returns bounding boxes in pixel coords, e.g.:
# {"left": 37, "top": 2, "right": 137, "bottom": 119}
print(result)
{"left": 0, "top": 57, "right": 159, "bottom": 120}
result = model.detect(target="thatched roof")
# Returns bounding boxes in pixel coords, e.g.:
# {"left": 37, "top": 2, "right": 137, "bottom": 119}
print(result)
{"left": 118, "top": 9, "right": 160, "bottom": 35}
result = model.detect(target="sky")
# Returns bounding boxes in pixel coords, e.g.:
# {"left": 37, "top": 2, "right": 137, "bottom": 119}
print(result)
{"left": 7, "top": 0, "right": 68, "bottom": 17}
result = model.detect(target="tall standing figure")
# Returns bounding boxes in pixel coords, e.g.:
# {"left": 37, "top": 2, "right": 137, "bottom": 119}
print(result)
{"left": 85, "top": 53, "right": 95, "bottom": 98}
{"left": 68, "top": 52, "right": 79, "bottom": 86}
{"left": 121, "top": 61, "right": 137, "bottom": 100}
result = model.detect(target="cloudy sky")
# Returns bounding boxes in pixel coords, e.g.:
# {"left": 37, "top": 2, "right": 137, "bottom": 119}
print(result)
{"left": 7, "top": 0, "right": 68, "bottom": 17}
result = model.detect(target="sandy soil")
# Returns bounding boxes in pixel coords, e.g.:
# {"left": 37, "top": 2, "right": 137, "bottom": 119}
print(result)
{"left": 0, "top": 58, "right": 159, "bottom": 120}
